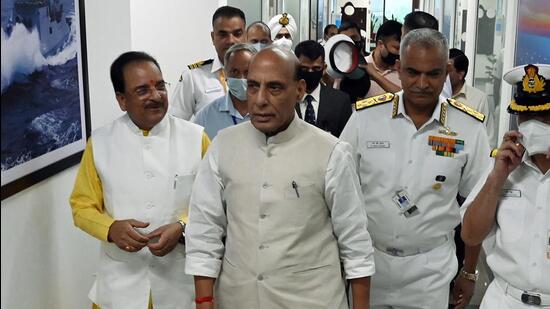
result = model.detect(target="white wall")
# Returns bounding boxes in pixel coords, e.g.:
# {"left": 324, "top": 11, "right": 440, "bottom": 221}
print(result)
{"left": 1, "top": 1, "right": 220, "bottom": 308}
{"left": 129, "top": 0, "right": 220, "bottom": 89}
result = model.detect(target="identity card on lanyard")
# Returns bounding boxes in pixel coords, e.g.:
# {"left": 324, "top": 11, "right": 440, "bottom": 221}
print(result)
{"left": 392, "top": 190, "right": 420, "bottom": 218}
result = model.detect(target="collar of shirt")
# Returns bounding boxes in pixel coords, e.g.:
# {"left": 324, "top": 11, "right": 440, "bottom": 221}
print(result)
{"left": 395, "top": 90, "right": 446, "bottom": 128}
{"left": 211, "top": 56, "right": 224, "bottom": 74}
{"left": 452, "top": 83, "right": 467, "bottom": 100}
{"left": 252, "top": 115, "right": 301, "bottom": 145}
{"left": 366, "top": 53, "right": 395, "bottom": 75}
{"left": 219, "top": 94, "right": 247, "bottom": 120}
{"left": 299, "top": 83, "right": 321, "bottom": 117}
{"left": 125, "top": 113, "right": 169, "bottom": 137}
{"left": 522, "top": 153, "right": 550, "bottom": 178}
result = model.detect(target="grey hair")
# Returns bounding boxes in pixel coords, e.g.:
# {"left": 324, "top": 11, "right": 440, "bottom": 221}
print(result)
{"left": 247, "top": 21, "right": 270, "bottom": 34}
{"left": 224, "top": 43, "right": 258, "bottom": 65}
{"left": 400, "top": 28, "right": 448, "bottom": 62}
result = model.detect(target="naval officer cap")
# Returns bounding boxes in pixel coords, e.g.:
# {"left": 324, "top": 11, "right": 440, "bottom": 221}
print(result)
{"left": 503, "top": 63, "right": 550, "bottom": 115}
{"left": 323, "top": 34, "right": 366, "bottom": 80}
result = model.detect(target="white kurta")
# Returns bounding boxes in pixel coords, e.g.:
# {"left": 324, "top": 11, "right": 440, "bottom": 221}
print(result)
{"left": 90, "top": 114, "right": 203, "bottom": 309}
{"left": 461, "top": 155, "right": 550, "bottom": 308}
{"left": 186, "top": 118, "right": 375, "bottom": 309}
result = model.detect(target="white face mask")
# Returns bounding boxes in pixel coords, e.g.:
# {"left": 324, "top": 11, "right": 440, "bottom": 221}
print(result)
{"left": 252, "top": 42, "right": 269, "bottom": 51}
{"left": 273, "top": 37, "right": 293, "bottom": 51}
{"left": 518, "top": 119, "right": 550, "bottom": 156}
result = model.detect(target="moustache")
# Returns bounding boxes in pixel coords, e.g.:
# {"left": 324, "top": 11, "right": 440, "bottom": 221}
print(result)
{"left": 144, "top": 100, "right": 165, "bottom": 109}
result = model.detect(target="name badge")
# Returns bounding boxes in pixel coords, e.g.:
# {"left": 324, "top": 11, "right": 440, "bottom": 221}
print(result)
{"left": 366, "top": 141, "right": 390, "bottom": 148}
{"left": 502, "top": 189, "right": 521, "bottom": 198}
{"left": 205, "top": 86, "right": 223, "bottom": 94}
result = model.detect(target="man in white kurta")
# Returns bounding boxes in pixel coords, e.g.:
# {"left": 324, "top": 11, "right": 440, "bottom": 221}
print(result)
{"left": 185, "top": 46, "right": 375, "bottom": 309}
{"left": 70, "top": 52, "right": 209, "bottom": 309}
{"left": 461, "top": 64, "right": 550, "bottom": 308}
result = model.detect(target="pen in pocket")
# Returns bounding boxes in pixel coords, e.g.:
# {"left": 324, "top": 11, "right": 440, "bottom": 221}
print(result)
{"left": 173, "top": 174, "right": 178, "bottom": 189}
{"left": 292, "top": 181, "right": 300, "bottom": 198}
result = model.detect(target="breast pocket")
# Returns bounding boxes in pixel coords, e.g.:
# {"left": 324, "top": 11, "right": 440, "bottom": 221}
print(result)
{"left": 361, "top": 147, "right": 396, "bottom": 188}
{"left": 283, "top": 183, "right": 321, "bottom": 225}
{"left": 425, "top": 154, "right": 463, "bottom": 191}
{"left": 496, "top": 198, "right": 526, "bottom": 243}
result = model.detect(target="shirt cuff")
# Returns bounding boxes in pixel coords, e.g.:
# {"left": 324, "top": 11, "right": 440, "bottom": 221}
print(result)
{"left": 343, "top": 256, "right": 376, "bottom": 280}
{"left": 185, "top": 255, "right": 222, "bottom": 278}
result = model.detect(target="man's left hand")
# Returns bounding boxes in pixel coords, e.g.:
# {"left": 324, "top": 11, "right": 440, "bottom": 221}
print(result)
{"left": 452, "top": 276, "right": 475, "bottom": 309}
{"left": 146, "top": 222, "right": 184, "bottom": 256}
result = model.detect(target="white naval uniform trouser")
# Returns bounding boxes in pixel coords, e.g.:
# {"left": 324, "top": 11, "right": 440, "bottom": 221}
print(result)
{"left": 370, "top": 236, "right": 457, "bottom": 309}
{"left": 480, "top": 278, "right": 550, "bottom": 309}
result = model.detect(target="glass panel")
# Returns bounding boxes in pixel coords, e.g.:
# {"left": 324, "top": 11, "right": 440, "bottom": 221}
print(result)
{"left": 370, "top": 0, "right": 384, "bottom": 51}
{"left": 228, "top": 0, "right": 261, "bottom": 24}
{"left": 367, "top": 0, "right": 411, "bottom": 52}
{"left": 384, "top": 0, "right": 411, "bottom": 23}
{"left": 472, "top": 0, "right": 507, "bottom": 147}
{"left": 453, "top": 0, "right": 467, "bottom": 50}
{"left": 442, "top": 0, "right": 456, "bottom": 45}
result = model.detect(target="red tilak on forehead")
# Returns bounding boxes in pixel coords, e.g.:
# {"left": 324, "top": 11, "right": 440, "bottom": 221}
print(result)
{"left": 148, "top": 80, "right": 155, "bottom": 86}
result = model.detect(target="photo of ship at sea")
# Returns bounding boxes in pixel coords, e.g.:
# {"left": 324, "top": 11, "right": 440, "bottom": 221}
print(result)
{"left": 1, "top": 0, "right": 88, "bottom": 191}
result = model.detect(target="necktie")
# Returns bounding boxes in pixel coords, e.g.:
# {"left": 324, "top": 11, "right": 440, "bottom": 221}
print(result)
{"left": 218, "top": 70, "right": 227, "bottom": 93}
{"left": 304, "top": 94, "right": 316, "bottom": 125}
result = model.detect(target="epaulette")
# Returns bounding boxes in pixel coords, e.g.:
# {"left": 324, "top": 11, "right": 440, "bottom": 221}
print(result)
{"left": 355, "top": 93, "right": 395, "bottom": 111}
{"left": 447, "top": 98, "right": 485, "bottom": 122}
{"left": 187, "top": 59, "right": 213, "bottom": 70}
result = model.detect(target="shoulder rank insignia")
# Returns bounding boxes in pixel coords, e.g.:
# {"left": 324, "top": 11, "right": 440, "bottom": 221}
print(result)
{"left": 187, "top": 59, "right": 213, "bottom": 70}
{"left": 356, "top": 93, "right": 395, "bottom": 111}
{"left": 447, "top": 98, "right": 485, "bottom": 122}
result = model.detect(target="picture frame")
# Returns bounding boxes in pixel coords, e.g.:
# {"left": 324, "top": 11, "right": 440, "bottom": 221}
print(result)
{"left": 1, "top": 0, "right": 90, "bottom": 200}
{"left": 514, "top": 0, "right": 550, "bottom": 65}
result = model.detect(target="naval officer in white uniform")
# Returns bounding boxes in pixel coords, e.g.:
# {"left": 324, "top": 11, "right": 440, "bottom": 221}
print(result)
{"left": 340, "top": 28, "right": 491, "bottom": 308}
{"left": 462, "top": 64, "right": 550, "bottom": 308}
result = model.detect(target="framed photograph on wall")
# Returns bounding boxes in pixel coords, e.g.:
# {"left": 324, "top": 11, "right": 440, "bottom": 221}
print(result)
{"left": 514, "top": 0, "right": 550, "bottom": 65}
{"left": 1, "top": 0, "right": 90, "bottom": 200}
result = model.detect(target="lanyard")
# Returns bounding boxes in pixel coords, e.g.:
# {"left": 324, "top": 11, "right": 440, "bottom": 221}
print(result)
{"left": 231, "top": 115, "right": 238, "bottom": 125}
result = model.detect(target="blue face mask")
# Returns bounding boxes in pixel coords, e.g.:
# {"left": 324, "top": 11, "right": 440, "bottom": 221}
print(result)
{"left": 252, "top": 42, "right": 268, "bottom": 51}
{"left": 226, "top": 77, "right": 248, "bottom": 101}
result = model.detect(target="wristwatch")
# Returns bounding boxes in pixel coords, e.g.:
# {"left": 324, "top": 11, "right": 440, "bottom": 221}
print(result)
{"left": 459, "top": 268, "right": 479, "bottom": 282}
{"left": 177, "top": 219, "right": 186, "bottom": 244}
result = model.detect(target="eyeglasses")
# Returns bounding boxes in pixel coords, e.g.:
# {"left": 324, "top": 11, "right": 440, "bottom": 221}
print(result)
{"left": 133, "top": 81, "right": 170, "bottom": 98}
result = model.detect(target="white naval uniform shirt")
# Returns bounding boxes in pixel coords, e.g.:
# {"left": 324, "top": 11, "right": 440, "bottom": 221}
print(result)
{"left": 461, "top": 156, "right": 550, "bottom": 294}
{"left": 453, "top": 83, "right": 497, "bottom": 147}
{"left": 170, "top": 57, "right": 226, "bottom": 120}
{"left": 340, "top": 91, "right": 491, "bottom": 251}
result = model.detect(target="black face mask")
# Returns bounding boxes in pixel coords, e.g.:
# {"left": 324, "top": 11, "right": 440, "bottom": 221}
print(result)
{"left": 354, "top": 40, "right": 364, "bottom": 51}
{"left": 299, "top": 70, "right": 323, "bottom": 92}
{"left": 381, "top": 44, "right": 399, "bottom": 66}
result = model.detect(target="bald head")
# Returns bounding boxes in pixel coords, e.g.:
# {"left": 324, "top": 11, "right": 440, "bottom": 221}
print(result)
{"left": 252, "top": 46, "right": 301, "bottom": 80}
{"left": 247, "top": 46, "right": 306, "bottom": 136}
